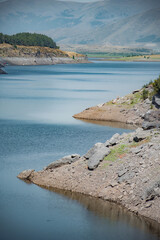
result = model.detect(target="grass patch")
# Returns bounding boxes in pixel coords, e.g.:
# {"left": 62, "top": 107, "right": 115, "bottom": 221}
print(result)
{"left": 104, "top": 144, "right": 128, "bottom": 162}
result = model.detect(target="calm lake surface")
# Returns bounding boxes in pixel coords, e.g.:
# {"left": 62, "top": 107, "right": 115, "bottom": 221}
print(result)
{"left": 0, "top": 61, "right": 160, "bottom": 240}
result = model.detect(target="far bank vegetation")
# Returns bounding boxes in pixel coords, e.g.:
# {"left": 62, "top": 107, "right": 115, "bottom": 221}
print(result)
{"left": 0, "top": 32, "right": 58, "bottom": 49}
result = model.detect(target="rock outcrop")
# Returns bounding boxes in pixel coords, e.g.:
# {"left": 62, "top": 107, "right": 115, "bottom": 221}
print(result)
{"left": 17, "top": 128, "right": 160, "bottom": 224}
{"left": 44, "top": 154, "right": 80, "bottom": 170}
{"left": 142, "top": 110, "right": 160, "bottom": 130}
{"left": 152, "top": 94, "right": 160, "bottom": 109}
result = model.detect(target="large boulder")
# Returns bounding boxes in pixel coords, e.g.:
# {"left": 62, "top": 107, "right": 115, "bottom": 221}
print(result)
{"left": 84, "top": 142, "right": 104, "bottom": 159}
{"left": 105, "top": 133, "right": 120, "bottom": 147}
{"left": 88, "top": 146, "right": 110, "bottom": 170}
{"left": 142, "top": 110, "right": 160, "bottom": 130}
{"left": 45, "top": 154, "right": 80, "bottom": 170}
{"left": 133, "top": 128, "right": 150, "bottom": 142}
{"left": 152, "top": 94, "right": 160, "bottom": 109}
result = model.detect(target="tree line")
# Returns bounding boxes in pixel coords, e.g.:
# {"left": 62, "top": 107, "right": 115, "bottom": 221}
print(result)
{"left": 0, "top": 32, "right": 58, "bottom": 49}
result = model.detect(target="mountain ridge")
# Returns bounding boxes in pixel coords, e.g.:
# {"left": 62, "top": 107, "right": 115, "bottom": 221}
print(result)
{"left": 0, "top": 0, "right": 160, "bottom": 49}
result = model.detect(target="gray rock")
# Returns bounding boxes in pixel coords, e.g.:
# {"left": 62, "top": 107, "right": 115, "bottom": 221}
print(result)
{"left": 105, "top": 133, "right": 120, "bottom": 147}
{"left": 88, "top": 147, "right": 110, "bottom": 170}
{"left": 117, "top": 168, "right": 128, "bottom": 177}
{"left": 142, "top": 110, "right": 160, "bottom": 129}
{"left": 145, "top": 202, "right": 152, "bottom": 208}
{"left": 45, "top": 154, "right": 80, "bottom": 170}
{"left": 152, "top": 94, "right": 160, "bottom": 109}
{"left": 84, "top": 142, "right": 104, "bottom": 159}
{"left": 0, "top": 68, "right": 7, "bottom": 74}
{"left": 142, "top": 121, "right": 160, "bottom": 130}
{"left": 130, "top": 146, "right": 142, "bottom": 154}
{"left": 118, "top": 171, "right": 136, "bottom": 183}
{"left": 17, "top": 169, "right": 35, "bottom": 180}
{"left": 142, "top": 179, "right": 160, "bottom": 201}
{"left": 144, "top": 98, "right": 151, "bottom": 105}
{"left": 109, "top": 180, "right": 118, "bottom": 187}
{"left": 133, "top": 128, "right": 149, "bottom": 142}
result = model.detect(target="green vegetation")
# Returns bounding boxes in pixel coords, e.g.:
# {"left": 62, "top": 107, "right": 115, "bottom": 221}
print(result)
{"left": 142, "top": 88, "right": 149, "bottom": 100}
{"left": 86, "top": 52, "right": 144, "bottom": 59}
{"left": 104, "top": 144, "right": 128, "bottom": 163}
{"left": 102, "top": 137, "right": 151, "bottom": 168}
{"left": 142, "top": 76, "right": 160, "bottom": 100}
{"left": 0, "top": 32, "right": 58, "bottom": 49}
{"left": 152, "top": 76, "right": 160, "bottom": 94}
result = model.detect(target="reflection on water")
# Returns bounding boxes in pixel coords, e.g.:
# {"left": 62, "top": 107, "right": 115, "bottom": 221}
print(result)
{"left": 1, "top": 62, "right": 160, "bottom": 240}
{"left": 43, "top": 186, "right": 160, "bottom": 239}
{"left": 75, "top": 118, "right": 137, "bottom": 130}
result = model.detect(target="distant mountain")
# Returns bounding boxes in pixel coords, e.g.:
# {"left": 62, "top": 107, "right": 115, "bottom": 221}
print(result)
{"left": 0, "top": 0, "right": 160, "bottom": 48}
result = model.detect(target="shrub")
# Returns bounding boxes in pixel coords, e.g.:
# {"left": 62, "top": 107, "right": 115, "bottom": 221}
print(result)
{"left": 152, "top": 76, "right": 160, "bottom": 94}
{"left": 142, "top": 88, "right": 149, "bottom": 100}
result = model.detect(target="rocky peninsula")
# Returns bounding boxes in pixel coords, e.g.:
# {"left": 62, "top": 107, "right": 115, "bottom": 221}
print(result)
{"left": 74, "top": 85, "right": 160, "bottom": 128}
{"left": 18, "top": 79, "right": 160, "bottom": 225}
{"left": 0, "top": 43, "right": 88, "bottom": 66}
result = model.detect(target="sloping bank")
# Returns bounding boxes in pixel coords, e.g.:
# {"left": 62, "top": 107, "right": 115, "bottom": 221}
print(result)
{"left": 18, "top": 83, "right": 160, "bottom": 225}
{"left": 73, "top": 84, "right": 160, "bottom": 127}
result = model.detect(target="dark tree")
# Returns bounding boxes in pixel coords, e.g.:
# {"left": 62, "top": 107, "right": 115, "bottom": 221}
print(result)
{"left": 0, "top": 32, "right": 58, "bottom": 49}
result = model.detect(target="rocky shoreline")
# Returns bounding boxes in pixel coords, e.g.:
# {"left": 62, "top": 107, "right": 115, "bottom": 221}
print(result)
{"left": 17, "top": 83, "right": 160, "bottom": 225}
{"left": 1, "top": 56, "right": 89, "bottom": 66}
{"left": 73, "top": 87, "right": 160, "bottom": 127}
{"left": 18, "top": 127, "right": 160, "bottom": 224}
{"left": 0, "top": 43, "right": 89, "bottom": 66}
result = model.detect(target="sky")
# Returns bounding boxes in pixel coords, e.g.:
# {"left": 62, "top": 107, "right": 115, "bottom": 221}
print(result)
{"left": 0, "top": 0, "right": 102, "bottom": 2}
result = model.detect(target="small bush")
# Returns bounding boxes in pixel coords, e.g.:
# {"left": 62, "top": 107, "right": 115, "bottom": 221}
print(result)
{"left": 142, "top": 88, "right": 149, "bottom": 100}
{"left": 152, "top": 76, "right": 160, "bottom": 94}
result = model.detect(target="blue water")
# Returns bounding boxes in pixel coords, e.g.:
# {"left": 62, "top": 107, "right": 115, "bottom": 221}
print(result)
{"left": 0, "top": 61, "right": 160, "bottom": 240}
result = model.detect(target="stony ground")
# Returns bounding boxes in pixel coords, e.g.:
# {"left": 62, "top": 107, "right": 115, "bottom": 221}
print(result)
{"left": 18, "top": 128, "right": 160, "bottom": 224}
{"left": 73, "top": 88, "right": 158, "bottom": 126}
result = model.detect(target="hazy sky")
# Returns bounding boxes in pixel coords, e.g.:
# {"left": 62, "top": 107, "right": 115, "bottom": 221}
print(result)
{"left": 0, "top": 0, "right": 102, "bottom": 2}
{"left": 58, "top": 0, "right": 101, "bottom": 1}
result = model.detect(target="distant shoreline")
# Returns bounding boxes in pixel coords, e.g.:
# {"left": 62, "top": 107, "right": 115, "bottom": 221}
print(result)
{"left": 0, "top": 43, "right": 89, "bottom": 68}
{"left": 88, "top": 54, "right": 160, "bottom": 62}
{"left": 1, "top": 57, "right": 90, "bottom": 66}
